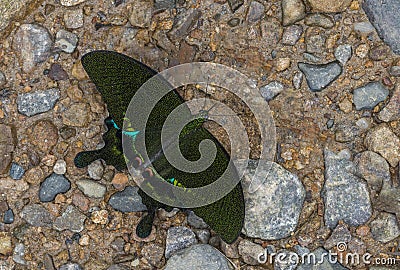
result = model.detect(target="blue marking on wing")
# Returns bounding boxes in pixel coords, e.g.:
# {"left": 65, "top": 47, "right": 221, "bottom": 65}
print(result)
{"left": 122, "top": 130, "right": 140, "bottom": 139}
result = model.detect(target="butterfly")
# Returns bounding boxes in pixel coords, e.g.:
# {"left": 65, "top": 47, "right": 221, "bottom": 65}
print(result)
{"left": 74, "top": 50, "right": 245, "bottom": 244}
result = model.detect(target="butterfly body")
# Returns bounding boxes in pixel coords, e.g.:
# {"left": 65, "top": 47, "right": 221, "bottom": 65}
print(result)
{"left": 74, "top": 50, "right": 245, "bottom": 244}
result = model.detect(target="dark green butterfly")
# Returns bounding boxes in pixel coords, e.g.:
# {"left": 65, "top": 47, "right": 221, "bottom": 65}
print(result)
{"left": 74, "top": 50, "right": 245, "bottom": 244}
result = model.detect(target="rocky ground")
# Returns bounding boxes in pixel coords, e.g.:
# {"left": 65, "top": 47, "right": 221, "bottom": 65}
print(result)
{"left": 0, "top": 0, "right": 400, "bottom": 269}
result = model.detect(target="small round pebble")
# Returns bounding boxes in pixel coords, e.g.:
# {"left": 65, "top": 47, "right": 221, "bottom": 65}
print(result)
{"left": 39, "top": 173, "right": 71, "bottom": 202}
{"left": 3, "top": 209, "right": 14, "bottom": 224}
{"left": 53, "top": 160, "right": 67, "bottom": 175}
{"left": 9, "top": 162, "right": 25, "bottom": 180}
{"left": 88, "top": 160, "right": 104, "bottom": 180}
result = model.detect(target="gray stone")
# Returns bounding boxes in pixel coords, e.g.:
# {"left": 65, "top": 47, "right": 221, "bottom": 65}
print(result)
{"left": 108, "top": 186, "right": 147, "bottom": 212}
{"left": 53, "top": 205, "right": 86, "bottom": 232}
{"left": 20, "top": 204, "right": 53, "bottom": 227}
{"left": 282, "top": 25, "right": 303, "bottom": 46}
{"left": 195, "top": 229, "right": 210, "bottom": 244}
{"left": 39, "top": 173, "right": 71, "bottom": 202}
{"left": 60, "top": 0, "right": 86, "bottom": 6}
{"left": 281, "top": 0, "right": 306, "bottom": 26}
{"left": 355, "top": 118, "right": 371, "bottom": 130}
{"left": 292, "top": 72, "right": 303, "bottom": 89}
{"left": 17, "top": 88, "right": 60, "bottom": 117}
{"left": 305, "top": 32, "right": 326, "bottom": 54}
{"left": 164, "top": 244, "right": 234, "bottom": 270}
{"left": 3, "top": 209, "right": 14, "bottom": 224}
{"left": 378, "top": 83, "right": 400, "bottom": 122}
{"left": 129, "top": 0, "right": 153, "bottom": 28}
{"left": 247, "top": 1, "right": 264, "bottom": 23}
{"left": 322, "top": 149, "right": 372, "bottom": 229}
{"left": 354, "top": 151, "right": 390, "bottom": 192}
{"left": 64, "top": 8, "right": 84, "bottom": 29}
{"left": 187, "top": 211, "right": 208, "bottom": 229}
{"left": 274, "top": 249, "right": 298, "bottom": 270}
{"left": 9, "top": 162, "right": 24, "bottom": 180}
{"left": 55, "top": 29, "right": 78, "bottom": 53}
{"left": 326, "top": 119, "right": 334, "bottom": 129}
{"left": 13, "top": 243, "right": 26, "bottom": 265}
{"left": 154, "top": 0, "right": 175, "bottom": 11}
{"left": 141, "top": 243, "right": 165, "bottom": 268}
{"left": 0, "top": 71, "right": 6, "bottom": 87}
{"left": 305, "top": 13, "right": 334, "bottom": 29}
{"left": 228, "top": 0, "right": 244, "bottom": 13}
{"left": 13, "top": 24, "right": 53, "bottom": 73}
{"left": 370, "top": 213, "right": 400, "bottom": 243}
{"left": 260, "top": 81, "right": 284, "bottom": 101}
{"left": 297, "top": 248, "right": 348, "bottom": 270}
{"left": 168, "top": 9, "right": 201, "bottom": 41}
{"left": 62, "top": 102, "right": 91, "bottom": 127}
{"left": 238, "top": 239, "right": 264, "bottom": 265}
{"left": 242, "top": 161, "right": 305, "bottom": 240}
{"left": 59, "top": 262, "right": 83, "bottom": 270}
{"left": 335, "top": 124, "right": 360, "bottom": 143}
{"left": 76, "top": 179, "right": 106, "bottom": 199}
{"left": 335, "top": 44, "right": 352, "bottom": 65}
{"left": 364, "top": 125, "right": 400, "bottom": 167}
{"left": 353, "top": 21, "right": 376, "bottom": 35}
{"left": 389, "top": 66, "right": 400, "bottom": 77}
{"left": 303, "top": 52, "right": 321, "bottom": 63}
{"left": 165, "top": 226, "right": 198, "bottom": 258}
{"left": 298, "top": 62, "right": 342, "bottom": 92}
{"left": 363, "top": 0, "right": 400, "bottom": 54}
{"left": 87, "top": 160, "right": 104, "bottom": 180}
{"left": 324, "top": 223, "right": 351, "bottom": 250}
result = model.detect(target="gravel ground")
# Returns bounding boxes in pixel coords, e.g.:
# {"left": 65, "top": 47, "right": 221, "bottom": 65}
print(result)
{"left": 0, "top": 0, "right": 400, "bottom": 269}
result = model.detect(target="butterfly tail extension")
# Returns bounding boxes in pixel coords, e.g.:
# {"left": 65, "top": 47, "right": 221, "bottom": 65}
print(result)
{"left": 136, "top": 209, "right": 156, "bottom": 238}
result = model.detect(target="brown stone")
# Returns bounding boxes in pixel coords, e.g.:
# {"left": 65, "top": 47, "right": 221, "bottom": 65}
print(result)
{"left": 62, "top": 103, "right": 91, "bottom": 127}
{"left": 0, "top": 232, "right": 12, "bottom": 255}
{"left": 0, "top": 124, "right": 15, "bottom": 174}
{"left": 112, "top": 173, "right": 129, "bottom": 190}
{"left": 30, "top": 120, "right": 58, "bottom": 153}
{"left": 307, "top": 0, "right": 352, "bottom": 12}
{"left": 72, "top": 192, "right": 90, "bottom": 212}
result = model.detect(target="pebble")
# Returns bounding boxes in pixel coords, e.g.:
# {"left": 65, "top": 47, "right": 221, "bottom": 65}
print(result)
{"left": 260, "top": 81, "right": 284, "bottom": 101}
{"left": 334, "top": 44, "right": 352, "bottom": 65}
{"left": 305, "top": 30, "right": 326, "bottom": 54}
{"left": 154, "top": 0, "right": 175, "bottom": 12}
{"left": 238, "top": 240, "right": 263, "bottom": 265}
{"left": 59, "top": 262, "right": 83, "bottom": 270}
{"left": 322, "top": 149, "right": 372, "bottom": 228}
{"left": 353, "top": 21, "right": 376, "bottom": 35}
{"left": 48, "top": 63, "right": 69, "bottom": 81}
{"left": 129, "top": 0, "right": 153, "bottom": 28}
{"left": 30, "top": 120, "right": 59, "bottom": 153}
{"left": 195, "top": 229, "right": 210, "bottom": 244}
{"left": 370, "top": 213, "right": 400, "bottom": 243}
{"left": 91, "top": 209, "right": 109, "bottom": 225}
{"left": 246, "top": 1, "right": 265, "bottom": 23}
{"left": 274, "top": 249, "right": 298, "bottom": 270}
{"left": 9, "top": 162, "right": 25, "bottom": 180}
{"left": 55, "top": 29, "right": 78, "bottom": 53}
{"left": 62, "top": 103, "right": 91, "bottom": 127}
{"left": 164, "top": 244, "right": 234, "bottom": 270}
{"left": 298, "top": 61, "right": 342, "bottom": 92}
{"left": 242, "top": 161, "right": 305, "bottom": 240}
{"left": 303, "top": 52, "right": 321, "bottom": 63}
{"left": 355, "top": 117, "right": 371, "bottom": 130}
{"left": 53, "top": 205, "right": 86, "bottom": 232}
{"left": 364, "top": 125, "right": 400, "bottom": 167}
{"left": 326, "top": 119, "right": 334, "bottom": 129}
{"left": 338, "top": 98, "right": 352, "bottom": 113}
{"left": 220, "top": 241, "right": 239, "bottom": 259}
{"left": 168, "top": 9, "right": 201, "bottom": 41}
{"left": 76, "top": 179, "right": 107, "bottom": 198}
{"left": 227, "top": 18, "right": 240, "bottom": 27}
{"left": 64, "top": 9, "right": 84, "bottom": 29}
{"left": 165, "top": 226, "right": 198, "bottom": 258}
{"left": 111, "top": 173, "right": 128, "bottom": 190}
{"left": 87, "top": 160, "right": 104, "bottom": 180}
{"left": 0, "top": 71, "right": 6, "bottom": 87}
{"left": 305, "top": 13, "right": 334, "bottom": 29}
{"left": 187, "top": 211, "right": 208, "bottom": 229}
{"left": 72, "top": 193, "right": 90, "bottom": 212}
{"left": 324, "top": 223, "right": 351, "bottom": 250}
{"left": 108, "top": 186, "right": 147, "bottom": 212}
{"left": 59, "top": 126, "right": 76, "bottom": 140}
{"left": 363, "top": 0, "right": 400, "bottom": 54}
{"left": 378, "top": 84, "right": 400, "bottom": 122}
{"left": 53, "top": 160, "right": 67, "bottom": 175}
{"left": 0, "top": 232, "right": 12, "bottom": 255}
{"left": 354, "top": 151, "right": 390, "bottom": 192}
{"left": 308, "top": 0, "right": 352, "bottom": 12}
{"left": 281, "top": 25, "right": 303, "bottom": 46}
{"left": 60, "top": 0, "right": 86, "bottom": 6}
{"left": 13, "top": 24, "right": 53, "bottom": 73}
{"left": 3, "top": 209, "right": 14, "bottom": 224}
{"left": 281, "top": 0, "right": 306, "bottom": 26}
{"left": 353, "top": 82, "right": 389, "bottom": 110}
{"left": 13, "top": 243, "right": 26, "bottom": 265}
{"left": 39, "top": 173, "right": 71, "bottom": 202}
{"left": 292, "top": 72, "right": 303, "bottom": 89}
{"left": 228, "top": 0, "right": 244, "bottom": 13}
{"left": 355, "top": 44, "right": 369, "bottom": 58}
{"left": 17, "top": 88, "right": 60, "bottom": 117}
{"left": 389, "top": 66, "right": 400, "bottom": 77}
{"left": 20, "top": 204, "right": 53, "bottom": 227}
{"left": 275, "top": 58, "right": 291, "bottom": 72}
{"left": 141, "top": 243, "right": 165, "bottom": 268}
{"left": 369, "top": 45, "right": 390, "bottom": 61}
